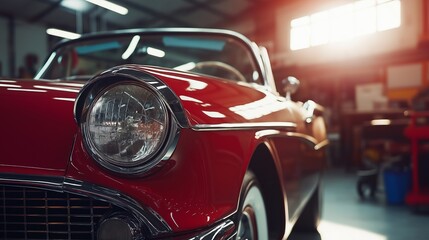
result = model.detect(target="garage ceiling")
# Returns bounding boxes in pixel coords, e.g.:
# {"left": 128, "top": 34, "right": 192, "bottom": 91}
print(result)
{"left": 0, "top": 0, "right": 274, "bottom": 33}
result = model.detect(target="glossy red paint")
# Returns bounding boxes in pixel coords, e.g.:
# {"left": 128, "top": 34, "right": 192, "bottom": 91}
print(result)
{"left": 0, "top": 79, "right": 82, "bottom": 175}
{"left": 0, "top": 67, "right": 327, "bottom": 236}
{"left": 139, "top": 65, "right": 300, "bottom": 126}
{"left": 0, "top": 29, "right": 329, "bottom": 240}
{"left": 65, "top": 67, "right": 289, "bottom": 231}
{"left": 68, "top": 128, "right": 257, "bottom": 231}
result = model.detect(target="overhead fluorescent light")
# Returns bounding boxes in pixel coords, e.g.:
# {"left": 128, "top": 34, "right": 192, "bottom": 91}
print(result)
{"left": 47, "top": 28, "right": 81, "bottom": 39}
{"left": 122, "top": 35, "right": 140, "bottom": 60}
{"left": 85, "top": 0, "right": 128, "bottom": 15}
{"left": 147, "top": 47, "right": 165, "bottom": 58}
{"left": 61, "top": 0, "right": 92, "bottom": 11}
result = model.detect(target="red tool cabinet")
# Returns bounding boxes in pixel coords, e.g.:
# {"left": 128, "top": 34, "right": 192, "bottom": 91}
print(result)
{"left": 404, "top": 111, "right": 429, "bottom": 206}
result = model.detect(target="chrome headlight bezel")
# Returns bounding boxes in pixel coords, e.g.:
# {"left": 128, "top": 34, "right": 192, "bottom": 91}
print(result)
{"left": 75, "top": 69, "right": 184, "bottom": 176}
{"left": 83, "top": 81, "right": 170, "bottom": 168}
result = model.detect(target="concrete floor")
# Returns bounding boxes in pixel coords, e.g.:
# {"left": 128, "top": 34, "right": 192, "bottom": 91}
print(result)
{"left": 289, "top": 169, "right": 429, "bottom": 240}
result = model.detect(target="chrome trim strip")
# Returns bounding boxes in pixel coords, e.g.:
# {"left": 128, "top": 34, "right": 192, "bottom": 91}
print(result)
{"left": 188, "top": 220, "right": 235, "bottom": 240}
{"left": 0, "top": 174, "right": 64, "bottom": 189}
{"left": 258, "top": 46, "right": 278, "bottom": 95}
{"left": 192, "top": 122, "right": 297, "bottom": 132}
{"left": 255, "top": 130, "right": 329, "bottom": 150}
{"left": 0, "top": 173, "right": 172, "bottom": 236}
{"left": 314, "top": 139, "right": 330, "bottom": 151}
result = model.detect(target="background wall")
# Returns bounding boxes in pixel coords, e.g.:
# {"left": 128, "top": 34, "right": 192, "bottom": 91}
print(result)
{"left": 0, "top": 17, "right": 48, "bottom": 78}
{"left": 14, "top": 20, "right": 48, "bottom": 78}
{"left": 0, "top": 17, "right": 8, "bottom": 77}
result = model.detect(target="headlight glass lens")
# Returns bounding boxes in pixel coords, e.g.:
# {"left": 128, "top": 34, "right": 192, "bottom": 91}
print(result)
{"left": 84, "top": 83, "right": 168, "bottom": 167}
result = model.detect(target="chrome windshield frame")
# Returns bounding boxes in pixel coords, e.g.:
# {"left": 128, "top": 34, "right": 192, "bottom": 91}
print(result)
{"left": 34, "top": 28, "right": 271, "bottom": 90}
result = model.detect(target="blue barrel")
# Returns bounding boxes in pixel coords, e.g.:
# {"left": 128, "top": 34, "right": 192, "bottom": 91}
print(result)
{"left": 383, "top": 168, "right": 411, "bottom": 204}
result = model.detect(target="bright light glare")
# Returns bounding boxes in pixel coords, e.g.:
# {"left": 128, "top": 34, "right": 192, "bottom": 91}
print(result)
{"left": 46, "top": 28, "right": 81, "bottom": 39}
{"left": 186, "top": 79, "right": 207, "bottom": 91}
{"left": 290, "top": 0, "right": 401, "bottom": 50}
{"left": 34, "top": 85, "right": 80, "bottom": 93}
{"left": 330, "top": 4, "right": 354, "bottom": 42}
{"left": 179, "top": 95, "right": 203, "bottom": 103}
{"left": 147, "top": 47, "right": 165, "bottom": 58}
{"left": 252, "top": 71, "right": 259, "bottom": 81}
{"left": 371, "top": 119, "right": 391, "bottom": 125}
{"left": 121, "top": 35, "right": 140, "bottom": 60}
{"left": 53, "top": 97, "right": 76, "bottom": 102}
{"left": 290, "top": 16, "right": 310, "bottom": 50}
{"left": 174, "top": 62, "right": 196, "bottom": 71}
{"left": 35, "top": 53, "right": 57, "bottom": 79}
{"left": 0, "top": 84, "right": 21, "bottom": 88}
{"left": 318, "top": 221, "right": 387, "bottom": 240}
{"left": 354, "top": 0, "right": 376, "bottom": 36}
{"left": 229, "top": 94, "right": 287, "bottom": 120}
{"left": 202, "top": 111, "right": 226, "bottom": 118}
{"left": 51, "top": 82, "right": 85, "bottom": 87}
{"left": 85, "top": 0, "right": 128, "bottom": 15}
{"left": 310, "top": 10, "right": 330, "bottom": 46}
{"left": 377, "top": 0, "right": 401, "bottom": 30}
{"left": 7, "top": 88, "right": 47, "bottom": 93}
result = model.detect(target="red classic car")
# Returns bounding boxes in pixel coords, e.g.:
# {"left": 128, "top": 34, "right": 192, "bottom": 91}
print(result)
{"left": 0, "top": 29, "right": 327, "bottom": 240}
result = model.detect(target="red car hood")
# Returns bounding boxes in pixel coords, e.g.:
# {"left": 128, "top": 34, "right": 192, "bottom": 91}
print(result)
{"left": 0, "top": 65, "right": 280, "bottom": 176}
{"left": 129, "top": 65, "right": 275, "bottom": 126}
{"left": 0, "top": 79, "right": 82, "bottom": 176}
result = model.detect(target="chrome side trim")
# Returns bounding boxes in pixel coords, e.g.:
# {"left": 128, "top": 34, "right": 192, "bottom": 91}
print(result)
{"left": 255, "top": 130, "right": 329, "bottom": 150}
{"left": 314, "top": 139, "right": 330, "bottom": 151}
{"left": 188, "top": 220, "right": 235, "bottom": 240}
{"left": 0, "top": 173, "right": 172, "bottom": 237}
{"left": 0, "top": 174, "right": 64, "bottom": 189}
{"left": 192, "top": 122, "right": 297, "bottom": 132}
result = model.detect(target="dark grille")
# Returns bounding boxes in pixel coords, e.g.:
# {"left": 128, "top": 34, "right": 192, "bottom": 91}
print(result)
{"left": 0, "top": 186, "right": 113, "bottom": 240}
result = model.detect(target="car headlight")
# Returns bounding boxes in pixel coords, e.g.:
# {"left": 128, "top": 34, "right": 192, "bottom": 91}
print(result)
{"left": 82, "top": 82, "right": 170, "bottom": 173}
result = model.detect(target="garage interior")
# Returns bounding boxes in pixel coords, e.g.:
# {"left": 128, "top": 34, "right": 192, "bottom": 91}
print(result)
{"left": 0, "top": 0, "right": 429, "bottom": 239}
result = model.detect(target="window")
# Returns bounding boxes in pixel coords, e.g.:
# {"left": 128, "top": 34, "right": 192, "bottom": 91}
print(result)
{"left": 290, "top": 0, "right": 401, "bottom": 50}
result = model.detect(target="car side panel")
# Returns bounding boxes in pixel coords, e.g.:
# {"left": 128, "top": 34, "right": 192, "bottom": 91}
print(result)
{"left": 0, "top": 79, "right": 80, "bottom": 174}
{"left": 68, "top": 128, "right": 257, "bottom": 232}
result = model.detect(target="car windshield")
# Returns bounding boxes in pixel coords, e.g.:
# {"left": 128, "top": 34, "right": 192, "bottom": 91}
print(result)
{"left": 37, "top": 32, "right": 262, "bottom": 83}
